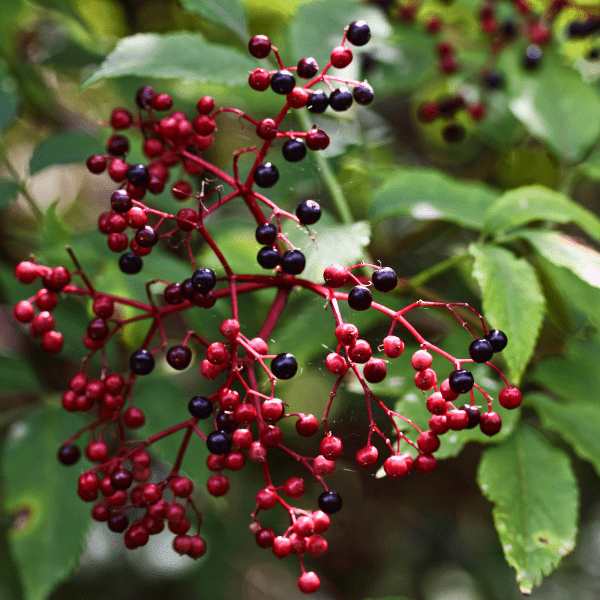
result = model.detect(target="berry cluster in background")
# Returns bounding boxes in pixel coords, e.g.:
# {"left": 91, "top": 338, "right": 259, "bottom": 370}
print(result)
{"left": 9, "top": 20, "right": 524, "bottom": 594}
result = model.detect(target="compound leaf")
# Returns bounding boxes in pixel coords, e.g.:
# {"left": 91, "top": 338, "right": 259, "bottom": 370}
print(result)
{"left": 179, "top": 0, "right": 248, "bottom": 42}
{"left": 369, "top": 169, "right": 499, "bottom": 231}
{"left": 484, "top": 185, "right": 600, "bottom": 242}
{"left": 1, "top": 406, "right": 91, "bottom": 600}
{"left": 82, "top": 33, "right": 256, "bottom": 88}
{"left": 469, "top": 243, "right": 544, "bottom": 383}
{"left": 478, "top": 425, "right": 578, "bottom": 593}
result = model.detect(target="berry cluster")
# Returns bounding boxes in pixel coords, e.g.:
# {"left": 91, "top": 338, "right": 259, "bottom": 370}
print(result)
{"left": 388, "top": 0, "right": 600, "bottom": 142}
{"left": 12, "top": 20, "right": 521, "bottom": 593}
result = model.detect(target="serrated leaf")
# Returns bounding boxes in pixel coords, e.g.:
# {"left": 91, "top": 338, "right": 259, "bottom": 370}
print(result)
{"left": 469, "top": 244, "right": 544, "bottom": 383}
{"left": 0, "top": 354, "right": 41, "bottom": 393}
{"left": 0, "top": 179, "right": 19, "bottom": 209}
{"left": 29, "top": 133, "right": 103, "bottom": 175}
{"left": 477, "top": 425, "right": 578, "bottom": 593}
{"left": 484, "top": 186, "right": 600, "bottom": 242}
{"left": 179, "top": 0, "right": 248, "bottom": 42}
{"left": 499, "top": 44, "right": 600, "bottom": 163}
{"left": 1, "top": 406, "right": 92, "bottom": 600}
{"left": 531, "top": 333, "right": 600, "bottom": 404}
{"left": 528, "top": 392, "right": 600, "bottom": 477}
{"left": 82, "top": 33, "right": 257, "bottom": 88}
{"left": 369, "top": 169, "right": 499, "bottom": 230}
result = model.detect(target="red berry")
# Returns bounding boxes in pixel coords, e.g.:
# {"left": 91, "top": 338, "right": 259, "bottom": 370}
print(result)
{"left": 480, "top": 411, "right": 502, "bottom": 436}
{"left": 273, "top": 536, "right": 292, "bottom": 558}
{"left": 415, "top": 368, "right": 437, "bottom": 390}
{"left": 192, "top": 115, "right": 215, "bottom": 136}
{"left": 219, "top": 319, "right": 240, "bottom": 340}
{"left": 207, "top": 342, "right": 229, "bottom": 365}
{"left": 414, "top": 454, "right": 437, "bottom": 474}
{"left": 335, "top": 323, "right": 358, "bottom": 346}
{"left": 363, "top": 358, "right": 387, "bottom": 383}
{"left": 86, "top": 440, "right": 109, "bottom": 462}
{"left": 298, "top": 572, "right": 320, "bottom": 594}
{"left": 232, "top": 428, "right": 253, "bottom": 449}
{"left": 165, "top": 502, "right": 186, "bottom": 523}
{"left": 468, "top": 103, "right": 486, "bottom": 121}
{"left": 256, "top": 528, "right": 275, "bottom": 548}
{"left": 197, "top": 96, "right": 215, "bottom": 114}
{"left": 249, "top": 68, "right": 271, "bottom": 91}
{"left": 170, "top": 476, "right": 194, "bottom": 497}
{"left": 108, "top": 158, "right": 129, "bottom": 182}
{"left": 440, "top": 378, "right": 459, "bottom": 401}
{"left": 93, "top": 295, "right": 114, "bottom": 318}
{"left": 15, "top": 261, "right": 39, "bottom": 283}
{"left": 282, "top": 476, "right": 305, "bottom": 498}
{"left": 248, "top": 34, "right": 271, "bottom": 59}
{"left": 306, "top": 127, "right": 330, "bottom": 151}
{"left": 188, "top": 536, "right": 207, "bottom": 559}
{"left": 172, "top": 180, "right": 193, "bottom": 200}
{"left": 320, "top": 435, "right": 342, "bottom": 460}
{"left": 347, "top": 339, "right": 371, "bottom": 363}
{"left": 356, "top": 444, "right": 378, "bottom": 468}
{"left": 326, "top": 352, "right": 347, "bottom": 375}
{"left": 123, "top": 406, "right": 145, "bottom": 428}
{"left": 440, "top": 55, "right": 458, "bottom": 73}
{"left": 173, "top": 535, "right": 192, "bottom": 555}
{"left": 296, "top": 414, "right": 319, "bottom": 437}
{"left": 248, "top": 441, "right": 267, "bottom": 463}
{"left": 256, "top": 118, "right": 278, "bottom": 140}
{"left": 293, "top": 515, "right": 314, "bottom": 537}
{"left": 286, "top": 87, "right": 310, "bottom": 108}
{"left": 13, "top": 300, "right": 35, "bottom": 323}
{"left": 411, "top": 349, "right": 433, "bottom": 371}
{"left": 383, "top": 454, "right": 409, "bottom": 478}
{"left": 86, "top": 155, "right": 107, "bottom": 174}
{"left": 313, "top": 455, "right": 335, "bottom": 476}
{"left": 206, "top": 474, "right": 230, "bottom": 497}
{"left": 30, "top": 311, "right": 55, "bottom": 336}
{"left": 110, "top": 108, "right": 132, "bottom": 130}
{"left": 312, "top": 510, "right": 330, "bottom": 533}
{"left": 417, "top": 430, "right": 440, "bottom": 454}
{"left": 499, "top": 387, "right": 522, "bottom": 409}
{"left": 447, "top": 409, "right": 469, "bottom": 430}
{"left": 383, "top": 335, "right": 404, "bottom": 358}
{"left": 324, "top": 264, "right": 348, "bottom": 288}
{"left": 330, "top": 45, "right": 353, "bottom": 69}
{"left": 224, "top": 450, "right": 245, "bottom": 471}
{"left": 125, "top": 207, "right": 147, "bottom": 229}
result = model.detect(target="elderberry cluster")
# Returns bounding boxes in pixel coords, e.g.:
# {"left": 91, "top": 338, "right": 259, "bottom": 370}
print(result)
{"left": 11, "top": 19, "right": 522, "bottom": 595}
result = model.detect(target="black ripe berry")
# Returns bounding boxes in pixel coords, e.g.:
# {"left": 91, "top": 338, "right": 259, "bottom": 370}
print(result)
{"left": 485, "top": 329, "right": 508, "bottom": 352}
{"left": 257, "top": 247, "right": 280, "bottom": 269}
{"left": 188, "top": 395, "right": 213, "bottom": 419}
{"left": 271, "top": 353, "right": 298, "bottom": 379}
{"left": 255, "top": 223, "right": 278, "bottom": 245}
{"left": 206, "top": 431, "right": 232, "bottom": 455}
{"left": 348, "top": 285, "right": 372, "bottom": 311}
{"left": 297, "top": 57, "right": 318, "bottom": 78}
{"left": 270, "top": 70, "right": 296, "bottom": 95}
{"left": 130, "top": 349, "right": 155, "bottom": 375}
{"left": 372, "top": 267, "right": 397, "bottom": 292}
{"left": 106, "top": 135, "right": 129, "bottom": 156}
{"left": 296, "top": 200, "right": 321, "bottom": 225}
{"left": 111, "top": 190, "right": 132, "bottom": 213}
{"left": 442, "top": 124, "right": 465, "bottom": 143}
{"left": 108, "top": 514, "right": 129, "bottom": 533}
{"left": 166, "top": 345, "right": 192, "bottom": 370}
{"left": 135, "top": 226, "right": 158, "bottom": 248}
{"left": 306, "top": 90, "right": 329, "bottom": 114}
{"left": 282, "top": 138, "right": 307, "bottom": 162}
{"left": 280, "top": 249, "right": 306, "bottom": 275}
{"left": 127, "top": 164, "right": 149, "bottom": 187}
{"left": 58, "top": 444, "right": 80, "bottom": 465}
{"left": 353, "top": 83, "right": 374, "bottom": 105}
{"left": 329, "top": 88, "right": 353, "bottom": 112}
{"left": 484, "top": 71, "right": 504, "bottom": 89}
{"left": 119, "top": 252, "right": 142, "bottom": 274}
{"left": 136, "top": 86, "right": 156, "bottom": 108}
{"left": 318, "top": 490, "right": 343, "bottom": 514}
{"left": 191, "top": 268, "right": 217, "bottom": 294}
{"left": 523, "top": 44, "right": 543, "bottom": 69}
{"left": 347, "top": 20, "right": 371, "bottom": 46}
{"left": 461, "top": 404, "right": 481, "bottom": 429}
{"left": 468, "top": 338, "right": 493, "bottom": 363}
{"left": 217, "top": 411, "right": 237, "bottom": 433}
{"left": 448, "top": 369, "right": 474, "bottom": 394}
{"left": 254, "top": 163, "right": 279, "bottom": 188}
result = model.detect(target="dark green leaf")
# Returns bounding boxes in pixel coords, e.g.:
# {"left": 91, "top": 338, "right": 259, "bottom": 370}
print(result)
{"left": 1, "top": 406, "right": 91, "bottom": 600}
{"left": 0, "top": 354, "right": 40, "bottom": 393}
{"left": 369, "top": 169, "right": 499, "bottom": 230}
{"left": 0, "top": 519, "right": 23, "bottom": 600}
{"left": 29, "top": 133, "right": 103, "bottom": 175}
{"left": 528, "top": 392, "right": 600, "bottom": 477}
{"left": 469, "top": 243, "right": 545, "bottom": 383}
{"left": 179, "top": 0, "right": 248, "bottom": 42}
{"left": 498, "top": 44, "right": 600, "bottom": 163}
{"left": 82, "top": 33, "right": 257, "bottom": 88}
{"left": 0, "top": 180, "right": 19, "bottom": 209}
{"left": 484, "top": 186, "right": 600, "bottom": 242}
{"left": 0, "top": 62, "right": 20, "bottom": 131}
{"left": 474, "top": 93, "right": 525, "bottom": 152}
{"left": 478, "top": 425, "right": 578, "bottom": 593}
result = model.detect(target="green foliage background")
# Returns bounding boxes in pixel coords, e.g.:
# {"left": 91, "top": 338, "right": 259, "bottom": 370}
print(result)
{"left": 1, "top": 0, "right": 600, "bottom": 599}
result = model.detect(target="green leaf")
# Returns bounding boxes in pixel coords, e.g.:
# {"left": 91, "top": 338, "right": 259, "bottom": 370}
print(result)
{"left": 469, "top": 244, "right": 545, "bottom": 383}
{"left": 29, "top": 133, "right": 103, "bottom": 175}
{"left": 0, "top": 519, "right": 23, "bottom": 600}
{"left": 484, "top": 185, "right": 600, "bottom": 242}
{"left": 518, "top": 230, "right": 600, "bottom": 292}
{"left": 0, "top": 354, "right": 40, "bottom": 393}
{"left": 498, "top": 44, "right": 600, "bottom": 163}
{"left": 528, "top": 392, "right": 600, "bottom": 477}
{"left": 1, "top": 406, "right": 92, "bottom": 600}
{"left": 39, "top": 201, "right": 70, "bottom": 261}
{"left": 477, "top": 425, "right": 578, "bottom": 593}
{"left": 0, "top": 179, "right": 19, "bottom": 209}
{"left": 531, "top": 333, "right": 600, "bottom": 404}
{"left": 369, "top": 169, "right": 500, "bottom": 230}
{"left": 82, "top": 33, "right": 257, "bottom": 88}
{"left": 0, "top": 62, "right": 20, "bottom": 131}
{"left": 179, "top": 0, "right": 248, "bottom": 42}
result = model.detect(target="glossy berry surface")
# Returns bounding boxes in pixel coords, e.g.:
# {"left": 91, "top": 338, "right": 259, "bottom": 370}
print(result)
{"left": 348, "top": 286, "right": 372, "bottom": 311}
{"left": 280, "top": 250, "right": 305, "bottom": 275}
{"left": 58, "top": 444, "right": 80, "bottom": 465}
{"left": 191, "top": 268, "right": 216, "bottom": 294}
{"left": 296, "top": 200, "right": 321, "bottom": 225}
{"left": 188, "top": 396, "right": 213, "bottom": 419}
{"left": 372, "top": 267, "right": 397, "bottom": 292}
{"left": 254, "top": 162, "right": 279, "bottom": 188}
{"left": 257, "top": 247, "right": 280, "bottom": 269}
{"left": 448, "top": 369, "right": 474, "bottom": 394}
{"left": 248, "top": 35, "right": 271, "bottom": 58}
{"left": 306, "top": 91, "right": 329, "bottom": 113}
{"left": 130, "top": 349, "right": 155, "bottom": 375}
{"left": 282, "top": 138, "right": 307, "bottom": 162}
{"left": 469, "top": 338, "right": 493, "bottom": 363}
{"left": 119, "top": 253, "right": 142, "bottom": 274}
{"left": 271, "top": 353, "right": 298, "bottom": 379}
{"left": 485, "top": 329, "right": 508, "bottom": 352}
{"left": 347, "top": 20, "right": 371, "bottom": 46}
{"left": 255, "top": 223, "right": 278, "bottom": 245}
{"left": 353, "top": 83, "right": 374, "bottom": 105}
{"left": 329, "top": 88, "right": 353, "bottom": 111}
{"left": 206, "top": 431, "right": 232, "bottom": 455}
{"left": 297, "top": 57, "right": 318, "bottom": 78}
{"left": 270, "top": 71, "right": 296, "bottom": 95}
{"left": 318, "top": 491, "right": 343, "bottom": 514}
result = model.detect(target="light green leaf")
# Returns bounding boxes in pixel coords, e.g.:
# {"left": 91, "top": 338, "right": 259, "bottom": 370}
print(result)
{"left": 82, "top": 33, "right": 257, "bottom": 88}
{"left": 519, "top": 230, "right": 600, "bottom": 291}
{"left": 29, "top": 133, "right": 103, "bottom": 175}
{"left": 484, "top": 185, "right": 600, "bottom": 242}
{"left": 478, "top": 425, "right": 578, "bottom": 593}
{"left": 369, "top": 169, "right": 500, "bottom": 230}
{"left": 179, "top": 0, "right": 248, "bottom": 42}
{"left": 469, "top": 244, "right": 544, "bottom": 383}
{"left": 528, "top": 392, "right": 600, "bottom": 477}
{"left": 0, "top": 62, "right": 19, "bottom": 131}
{"left": 39, "top": 201, "right": 70, "bottom": 261}
{"left": 1, "top": 406, "right": 92, "bottom": 600}
{"left": 0, "top": 180, "right": 19, "bottom": 209}
{"left": 499, "top": 44, "right": 600, "bottom": 163}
